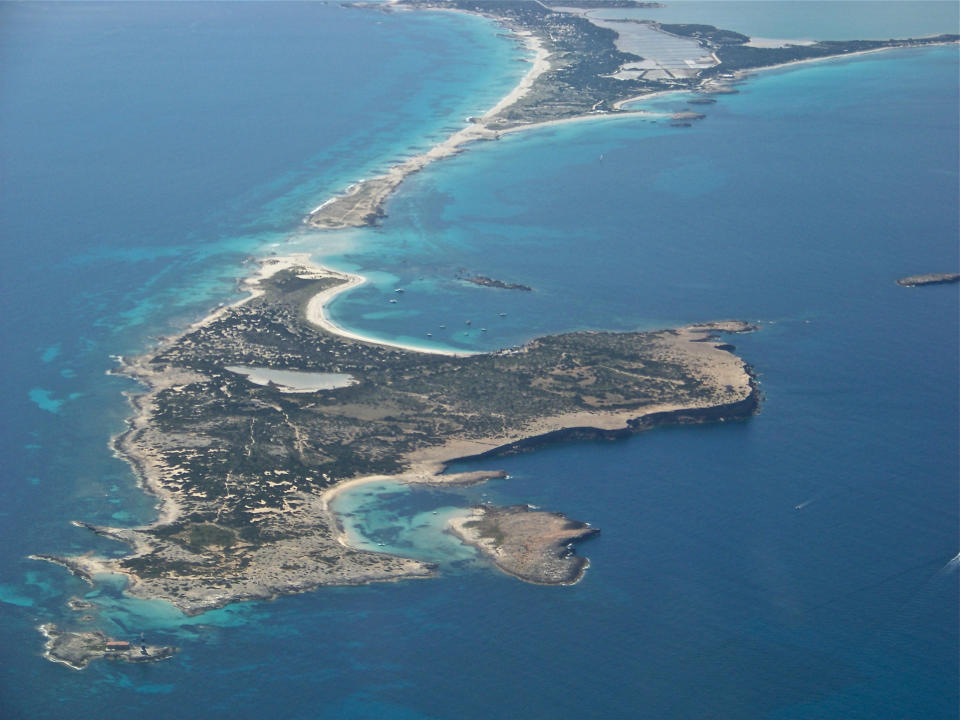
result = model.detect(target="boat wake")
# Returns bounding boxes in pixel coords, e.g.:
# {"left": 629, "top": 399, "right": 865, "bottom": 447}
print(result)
{"left": 938, "top": 551, "right": 960, "bottom": 575}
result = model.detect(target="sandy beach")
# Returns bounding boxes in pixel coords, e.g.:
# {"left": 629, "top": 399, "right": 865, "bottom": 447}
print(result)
{"left": 319, "top": 467, "right": 507, "bottom": 550}
{"left": 306, "top": 27, "right": 548, "bottom": 230}
{"left": 497, "top": 105, "right": 663, "bottom": 135}
{"left": 300, "top": 261, "right": 475, "bottom": 356}
{"left": 731, "top": 41, "right": 958, "bottom": 80}
{"left": 481, "top": 30, "right": 550, "bottom": 121}
{"left": 187, "top": 253, "right": 319, "bottom": 332}
{"left": 318, "top": 474, "right": 396, "bottom": 547}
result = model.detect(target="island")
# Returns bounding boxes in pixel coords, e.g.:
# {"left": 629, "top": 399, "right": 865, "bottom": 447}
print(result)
{"left": 456, "top": 270, "right": 533, "bottom": 291}
{"left": 39, "top": 624, "right": 176, "bottom": 670}
{"left": 306, "top": 1, "right": 956, "bottom": 231}
{"left": 33, "top": 256, "right": 758, "bottom": 615}
{"left": 448, "top": 504, "right": 599, "bottom": 584}
{"left": 896, "top": 273, "right": 960, "bottom": 287}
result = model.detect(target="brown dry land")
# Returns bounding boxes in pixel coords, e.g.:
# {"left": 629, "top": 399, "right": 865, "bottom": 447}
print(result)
{"left": 448, "top": 505, "right": 600, "bottom": 584}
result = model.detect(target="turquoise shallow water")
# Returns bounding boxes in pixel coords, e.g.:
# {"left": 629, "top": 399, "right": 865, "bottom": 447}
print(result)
{"left": 1, "top": 3, "right": 957, "bottom": 718}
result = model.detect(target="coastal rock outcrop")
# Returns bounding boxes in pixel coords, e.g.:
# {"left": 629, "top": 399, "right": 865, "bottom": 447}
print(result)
{"left": 896, "top": 273, "right": 960, "bottom": 287}
{"left": 39, "top": 624, "right": 176, "bottom": 670}
{"left": 448, "top": 505, "right": 599, "bottom": 585}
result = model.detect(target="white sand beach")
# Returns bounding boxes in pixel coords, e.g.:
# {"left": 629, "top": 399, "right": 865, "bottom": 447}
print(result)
{"left": 301, "top": 262, "right": 476, "bottom": 356}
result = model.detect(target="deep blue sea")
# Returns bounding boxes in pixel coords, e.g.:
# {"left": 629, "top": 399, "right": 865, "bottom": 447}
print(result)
{"left": 1, "top": 3, "right": 957, "bottom": 719}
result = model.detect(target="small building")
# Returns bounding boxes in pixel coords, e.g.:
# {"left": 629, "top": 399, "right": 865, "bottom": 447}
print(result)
{"left": 105, "top": 641, "right": 130, "bottom": 652}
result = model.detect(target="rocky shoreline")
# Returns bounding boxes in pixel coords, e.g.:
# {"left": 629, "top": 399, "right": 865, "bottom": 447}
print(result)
{"left": 448, "top": 505, "right": 600, "bottom": 585}
{"left": 39, "top": 624, "right": 176, "bottom": 671}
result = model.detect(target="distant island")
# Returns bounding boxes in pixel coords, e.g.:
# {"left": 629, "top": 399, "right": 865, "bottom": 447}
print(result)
{"left": 307, "top": 1, "right": 957, "bottom": 231}
{"left": 34, "top": 257, "right": 758, "bottom": 616}
{"left": 896, "top": 273, "right": 960, "bottom": 287}
{"left": 456, "top": 270, "right": 533, "bottom": 291}
{"left": 39, "top": 625, "right": 176, "bottom": 670}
